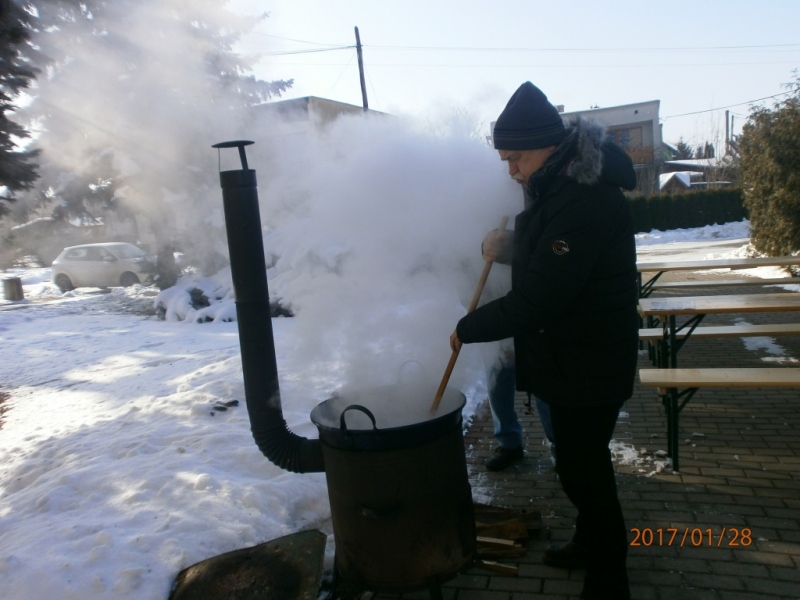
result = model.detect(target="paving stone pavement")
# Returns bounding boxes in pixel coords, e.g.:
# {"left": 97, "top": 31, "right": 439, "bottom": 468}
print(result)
{"left": 371, "top": 275, "right": 800, "bottom": 600}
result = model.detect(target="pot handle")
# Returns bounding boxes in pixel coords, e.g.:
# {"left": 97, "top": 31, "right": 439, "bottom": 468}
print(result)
{"left": 397, "top": 359, "right": 426, "bottom": 383}
{"left": 340, "top": 404, "right": 378, "bottom": 431}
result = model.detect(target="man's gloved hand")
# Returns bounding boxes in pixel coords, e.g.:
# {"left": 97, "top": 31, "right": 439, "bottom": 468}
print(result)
{"left": 449, "top": 330, "right": 462, "bottom": 353}
{"left": 482, "top": 228, "right": 513, "bottom": 262}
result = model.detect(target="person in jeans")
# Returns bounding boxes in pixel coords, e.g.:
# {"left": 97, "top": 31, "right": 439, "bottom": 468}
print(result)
{"left": 451, "top": 81, "right": 638, "bottom": 600}
{"left": 484, "top": 357, "right": 523, "bottom": 470}
{"left": 483, "top": 189, "right": 557, "bottom": 473}
{"left": 486, "top": 360, "right": 557, "bottom": 471}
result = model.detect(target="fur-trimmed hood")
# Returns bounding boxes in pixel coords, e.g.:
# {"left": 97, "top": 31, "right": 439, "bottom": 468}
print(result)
{"left": 553, "top": 118, "right": 637, "bottom": 191}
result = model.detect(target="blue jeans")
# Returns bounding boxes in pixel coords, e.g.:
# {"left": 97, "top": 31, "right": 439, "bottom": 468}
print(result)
{"left": 490, "top": 363, "right": 556, "bottom": 458}
{"left": 488, "top": 362, "right": 523, "bottom": 449}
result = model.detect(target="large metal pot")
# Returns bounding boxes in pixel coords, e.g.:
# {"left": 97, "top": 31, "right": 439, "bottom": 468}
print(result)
{"left": 311, "top": 385, "right": 476, "bottom": 592}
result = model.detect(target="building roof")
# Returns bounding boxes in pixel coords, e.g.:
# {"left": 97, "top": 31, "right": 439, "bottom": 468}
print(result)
{"left": 659, "top": 171, "right": 692, "bottom": 189}
{"left": 664, "top": 157, "right": 733, "bottom": 169}
{"left": 255, "top": 96, "right": 385, "bottom": 121}
{"left": 560, "top": 99, "right": 661, "bottom": 119}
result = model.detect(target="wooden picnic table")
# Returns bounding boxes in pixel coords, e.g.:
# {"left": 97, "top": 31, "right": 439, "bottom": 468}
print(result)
{"left": 638, "top": 292, "right": 800, "bottom": 368}
{"left": 638, "top": 291, "right": 800, "bottom": 469}
{"left": 637, "top": 255, "right": 800, "bottom": 297}
{"left": 640, "top": 367, "right": 800, "bottom": 470}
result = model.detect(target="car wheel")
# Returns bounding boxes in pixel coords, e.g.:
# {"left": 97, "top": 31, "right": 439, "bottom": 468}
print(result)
{"left": 55, "top": 274, "right": 74, "bottom": 292}
{"left": 120, "top": 272, "right": 140, "bottom": 287}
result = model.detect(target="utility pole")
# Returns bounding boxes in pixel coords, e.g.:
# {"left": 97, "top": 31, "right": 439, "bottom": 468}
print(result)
{"left": 354, "top": 26, "right": 368, "bottom": 111}
{"left": 725, "top": 109, "right": 730, "bottom": 155}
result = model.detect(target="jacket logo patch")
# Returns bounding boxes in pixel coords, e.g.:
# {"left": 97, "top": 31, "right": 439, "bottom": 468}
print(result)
{"left": 552, "top": 239, "right": 570, "bottom": 255}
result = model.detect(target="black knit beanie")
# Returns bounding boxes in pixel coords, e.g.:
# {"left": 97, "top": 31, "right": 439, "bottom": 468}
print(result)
{"left": 493, "top": 82, "right": 567, "bottom": 150}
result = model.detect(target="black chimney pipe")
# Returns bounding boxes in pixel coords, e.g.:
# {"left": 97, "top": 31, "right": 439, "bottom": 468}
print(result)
{"left": 213, "top": 140, "right": 324, "bottom": 473}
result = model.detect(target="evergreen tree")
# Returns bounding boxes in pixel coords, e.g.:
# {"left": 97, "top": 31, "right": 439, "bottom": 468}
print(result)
{"left": 0, "top": 0, "right": 40, "bottom": 218}
{"left": 13, "top": 0, "right": 292, "bottom": 270}
{"left": 674, "top": 138, "right": 693, "bottom": 159}
{"left": 740, "top": 73, "right": 800, "bottom": 256}
{"left": 694, "top": 141, "right": 715, "bottom": 159}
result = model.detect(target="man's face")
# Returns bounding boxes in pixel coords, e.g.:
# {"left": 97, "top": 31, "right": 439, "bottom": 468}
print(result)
{"left": 498, "top": 147, "right": 557, "bottom": 185}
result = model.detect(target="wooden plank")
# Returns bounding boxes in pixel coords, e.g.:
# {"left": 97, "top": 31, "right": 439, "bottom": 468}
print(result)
{"left": 650, "top": 277, "right": 800, "bottom": 289}
{"left": 638, "top": 256, "right": 800, "bottom": 273}
{"left": 639, "top": 323, "right": 800, "bottom": 342}
{"left": 639, "top": 368, "right": 800, "bottom": 389}
{"left": 475, "top": 519, "right": 529, "bottom": 541}
{"left": 473, "top": 559, "right": 519, "bottom": 576}
{"left": 473, "top": 502, "right": 542, "bottom": 533}
{"left": 638, "top": 292, "right": 800, "bottom": 317}
{"left": 475, "top": 536, "right": 525, "bottom": 559}
{"left": 477, "top": 536, "right": 518, "bottom": 548}
{"left": 476, "top": 546, "right": 527, "bottom": 559}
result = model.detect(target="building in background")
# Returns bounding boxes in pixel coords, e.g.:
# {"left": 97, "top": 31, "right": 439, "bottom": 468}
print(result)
{"left": 661, "top": 156, "right": 736, "bottom": 191}
{"left": 253, "top": 96, "right": 386, "bottom": 144}
{"left": 659, "top": 171, "right": 702, "bottom": 193}
{"left": 560, "top": 100, "right": 663, "bottom": 196}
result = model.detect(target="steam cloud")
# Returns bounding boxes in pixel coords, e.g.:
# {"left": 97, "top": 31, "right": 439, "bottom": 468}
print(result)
{"left": 18, "top": 0, "right": 525, "bottom": 417}
{"left": 247, "top": 112, "right": 522, "bottom": 413}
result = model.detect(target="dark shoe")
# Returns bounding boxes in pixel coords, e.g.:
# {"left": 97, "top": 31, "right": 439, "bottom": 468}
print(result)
{"left": 485, "top": 445, "right": 524, "bottom": 471}
{"left": 543, "top": 540, "right": 586, "bottom": 569}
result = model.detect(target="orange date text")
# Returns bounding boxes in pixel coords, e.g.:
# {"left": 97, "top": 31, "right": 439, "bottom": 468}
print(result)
{"left": 629, "top": 527, "right": 752, "bottom": 547}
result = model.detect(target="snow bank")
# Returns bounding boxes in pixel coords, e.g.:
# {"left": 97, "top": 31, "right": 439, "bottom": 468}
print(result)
{"left": 635, "top": 219, "right": 750, "bottom": 245}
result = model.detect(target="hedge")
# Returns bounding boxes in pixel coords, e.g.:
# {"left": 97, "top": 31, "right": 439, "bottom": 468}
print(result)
{"left": 628, "top": 188, "right": 746, "bottom": 234}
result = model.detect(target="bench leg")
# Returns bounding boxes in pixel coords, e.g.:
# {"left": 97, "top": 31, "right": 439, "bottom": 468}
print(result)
{"left": 666, "top": 389, "right": 679, "bottom": 471}
{"left": 662, "top": 387, "right": 699, "bottom": 472}
{"left": 655, "top": 340, "right": 666, "bottom": 368}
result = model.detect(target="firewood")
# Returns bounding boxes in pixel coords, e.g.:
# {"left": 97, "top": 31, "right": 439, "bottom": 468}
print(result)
{"left": 475, "top": 518, "right": 529, "bottom": 541}
{"left": 476, "top": 546, "right": 527, "bottom": 559}
{"left": 473, "top": 502, "right": 542, "bottom": 532}
{"left": 476, "top": 536, "right": 517, "bottom": 548}
{"left": 473, "top": 559, "right": 519, "bottom": 575}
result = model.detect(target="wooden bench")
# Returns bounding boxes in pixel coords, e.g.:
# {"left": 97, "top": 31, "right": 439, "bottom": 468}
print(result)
{"left": 638, "top": 256, "right": 800, "bottom": 298}
{"left": 639, "top": 323, "right": 800, "bottom": 367}
{"left": 649, "top": 277, "right": 800, "bottom": 292}
{"left": 639, "top": 368, "right": 800, "bottom": 470}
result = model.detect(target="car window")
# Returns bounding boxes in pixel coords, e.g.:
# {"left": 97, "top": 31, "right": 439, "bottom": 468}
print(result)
{"left": 65, "top": 248, "right": 89, "bottom": 260}
{"left": 96, "top": 247, "right": 115, "bottom": 260}
{"left": 113, "top": 244, "right": 147, "bottom": 259}
{"left": 84, "top": 247, "right": 107, "bottom": 261}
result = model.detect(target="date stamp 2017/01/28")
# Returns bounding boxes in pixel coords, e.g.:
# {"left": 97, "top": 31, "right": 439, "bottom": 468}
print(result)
{"left": 630, "top": 527, "right": 753, "bottom": 547}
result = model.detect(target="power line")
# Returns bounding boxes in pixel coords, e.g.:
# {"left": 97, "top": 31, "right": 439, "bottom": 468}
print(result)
{"left": 661, "top": 91, "right": 793, "bottom": 120}
{"left": 262, "top": 60, "right": 800, "bottom": 68}
{"left": 242, "top": 32, "right": 798, "bottom": 124}
{"left": 366, "top": 70, "right": 381, "bottom": 111}
{"left": 260, "top": 46, "right": 354, "bottom": 56}
{"left": 247, "top": 31, "right": 349, "bottom": 47}
{"left": 241, "top": 33, "right": 800, "bottom": 55}
{"left": 328, "top": 51, "right": 356, "bottom": 94}
{"left": 363, "top": 42, "right": 800, "bottom": 53}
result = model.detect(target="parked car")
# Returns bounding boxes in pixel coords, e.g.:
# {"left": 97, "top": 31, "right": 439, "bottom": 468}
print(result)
{"left": 51, "top": 242, "right": 155, "bottom": 292}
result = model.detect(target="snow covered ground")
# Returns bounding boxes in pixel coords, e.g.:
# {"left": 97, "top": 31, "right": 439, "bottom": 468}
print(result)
{"left": 1, "top": 218, "right": 794, "bottom": 599}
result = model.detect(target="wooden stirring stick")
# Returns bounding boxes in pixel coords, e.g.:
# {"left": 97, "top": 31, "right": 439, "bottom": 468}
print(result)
{"left": 430, "top": 216, "right": 509, "bottom": 414}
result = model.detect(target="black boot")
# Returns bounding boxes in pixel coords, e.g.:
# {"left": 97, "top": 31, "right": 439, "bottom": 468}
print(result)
{"left": 543, "top": 539, "right": 586, "bottom": 569}
{"left": 485, "top": 445, "right": 524, "bottom": 471}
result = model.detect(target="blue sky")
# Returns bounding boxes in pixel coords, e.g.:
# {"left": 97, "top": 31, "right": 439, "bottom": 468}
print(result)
{"left": 232, "top": 0, "right": 800, "bottom": 149}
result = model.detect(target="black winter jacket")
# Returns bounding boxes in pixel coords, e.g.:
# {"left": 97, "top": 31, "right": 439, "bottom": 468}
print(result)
{"left": 456, "top": 118, "right": 639, "bottom": 407}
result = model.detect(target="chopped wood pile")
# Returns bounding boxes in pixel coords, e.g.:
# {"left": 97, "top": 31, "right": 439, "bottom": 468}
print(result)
{"left": 472, "top": 503, "right": 542, "bottom": 576}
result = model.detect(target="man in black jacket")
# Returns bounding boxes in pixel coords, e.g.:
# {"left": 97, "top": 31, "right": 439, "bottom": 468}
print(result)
{"left": 451, "top": 82, "right": 638, "bottom": 600}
